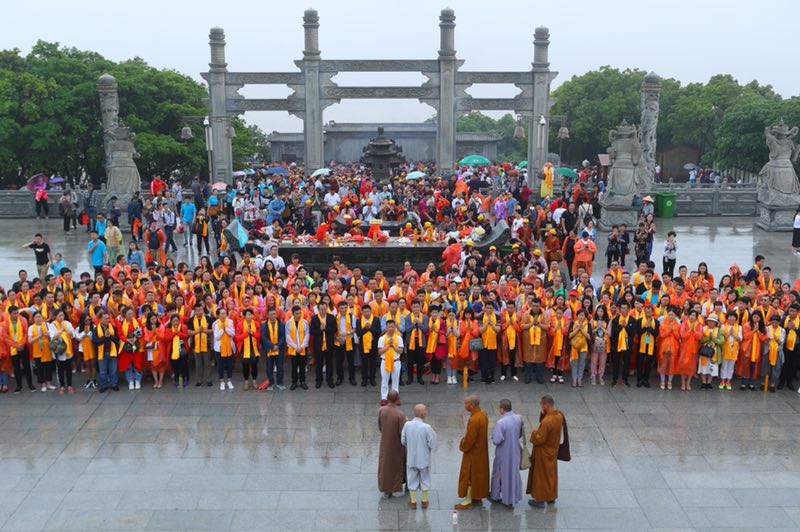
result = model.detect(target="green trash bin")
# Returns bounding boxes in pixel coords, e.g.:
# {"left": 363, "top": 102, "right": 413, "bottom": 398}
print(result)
{"left": 657, "top": 192, "right": 675, "bottom": 218}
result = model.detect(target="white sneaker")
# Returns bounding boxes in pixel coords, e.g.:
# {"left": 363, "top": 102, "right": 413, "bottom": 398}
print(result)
{"left": 47, "top": 385, "right": 56, "bottom": 390}
{"left": 276, "top": 384, "right": 285, "bottom": 390}
{"left": 513, "top": 376, "right": 519, "bottom": 382}
{"left": 226, "top": 381, "right": 234, "bottom": 390}
{"left": 135, "top": 381, "right": 141, "bottom": 390}
{"left": 41, "top": 386, "right": 47, "bottom": 392}
{"left": 219, "top": 382, "right": 225, "bottom": 391}
{"left": 500, "top": 375, "right": 506, "bottom": 381}
{"left": 129, "top": 381, "right": 135, "bottom": 390}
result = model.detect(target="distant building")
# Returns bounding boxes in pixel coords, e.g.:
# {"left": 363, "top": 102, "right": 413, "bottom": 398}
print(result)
{"left": 268, "top": 122, "right": 501, "bottom": 164}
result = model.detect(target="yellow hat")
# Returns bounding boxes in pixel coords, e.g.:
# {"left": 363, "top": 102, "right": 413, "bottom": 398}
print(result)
{"left": 548, "top": 229, "right": 557, "bottom": 235}
{"left": 533, "top": 249, "right": 542, "bottom": 256}
{"left": 333, "top": 205, "right": 340, "bottom": 210}
{"left": 465, "top": 240, "right": 474, "bottom": 246}
{"left": 477, "top": 214, "right": 485, "bottom": 221}
{"left": 522, "top": 218, "right": 529, "bottom": 223}
{"left": 489, "top": 245, "right": 497, "bottom": 251}
{"left": 512, "top": 243, "right": 520, "bottom": 249}
{"left": 424, "top": 221, "right": 432, "bottom": 227}
{"left": 305, "top": 199, "right": 312, "bottom": 204}
{"left": 353, "top": 220, "right": 361, "bottom": 225}
{"left": 405, "top": 222, "right": 412, "bottom": 228}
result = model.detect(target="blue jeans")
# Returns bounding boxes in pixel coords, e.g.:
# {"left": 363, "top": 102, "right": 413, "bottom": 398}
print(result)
{"left": 0, "top": 372, "right": 7, "bottom": 386}
{"left": 266, "top": 352, "right": 285, "bottom": 386}
{"left": 125, "top": 366, "right": 142, "bottom": 384}
{"left": 97, "top": 356, "right": 118, "bottom": 388}
{"left": 524, "top": 362, "right": 544, "bottom": 382}
{"left": 86, "top": 207, "right": 97, "bottom": 230}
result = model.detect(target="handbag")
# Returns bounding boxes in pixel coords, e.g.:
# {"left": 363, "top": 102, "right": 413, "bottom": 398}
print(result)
{"left": 469, "top": 337, "right": 483, "bottom": 351}
{"left": 557, "top": 415, "right": 571, "bottom": 462}
{"left": 699, "top": 344, "right": 714, "bottom": 359}
{"left": 519, "top": 420, "right": 531, "bottom": 470}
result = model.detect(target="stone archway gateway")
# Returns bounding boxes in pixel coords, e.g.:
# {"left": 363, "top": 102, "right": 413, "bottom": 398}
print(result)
{"left": 202, "top": 8, "right": 557, "bottom": 185}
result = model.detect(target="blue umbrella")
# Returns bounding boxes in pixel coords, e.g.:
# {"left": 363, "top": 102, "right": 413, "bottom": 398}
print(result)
{"left": 405, "top": 171, "right": 425, "bottom": 180}
{"left": 267, "top": 167, "right": 287, "bottom": 175}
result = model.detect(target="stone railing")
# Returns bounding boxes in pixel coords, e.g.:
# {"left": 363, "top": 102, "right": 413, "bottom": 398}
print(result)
{"left": 650, "top": 183, "right": 757, "bottom": 216}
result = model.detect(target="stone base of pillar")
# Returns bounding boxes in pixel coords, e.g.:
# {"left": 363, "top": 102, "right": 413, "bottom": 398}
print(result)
{"left": 598, "top": 204, "right": 639, "bottom": 231}
{"left": 756, "top": 202, "right": 797, "bottom": 232}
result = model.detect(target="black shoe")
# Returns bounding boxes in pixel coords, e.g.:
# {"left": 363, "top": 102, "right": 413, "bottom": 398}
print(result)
{"left": 536, "top": 379, "right": 544, "bottom": 384}
{"left": 417, "top": 378, "right": 424, "bottom": 385}
{"left": 28, "top": 385, "right": 36, "bottom": 391}
{"left": 112, "top": 385, "right": 119, "bottom": 391}
{"left": 290, "top": 383, "right": 298, "bottom": 391}
{"left": 206, "top": 381, "right": 213, "bottom": 387}
{"left": 361, "top": 381, "right": 368, "bottom": 387}
{"left": 98, "top": 387, "right": 107, "bottom": 393}
{"left": 524, "top": 377, "right": 531, "bottom": 384}
{"left": 528, "top": 500, "right": 546, "bottom": 508}
{"left": 399, "top": 380, "right": 404, "bottom": 386}
{"left": 643, "top": 381, "right": 650, "bottom": 388}
{"left": 623, "top": 381, "right": 630, "bottom": 387}
{"left": 777, "top": 383, "right": 785, "bottom": 390}
{"left": 370, "top": 379, "right": 376, "bottom": 386}
{"left": 300, "top": 382, "right": 308, "bottom": 390}
{"left": 739, "top": 384, "right": 746, "bottom": 390}
{"left": 748, "top": 384, "right": 755, "bottom": 390}
{"left": 13, "top": 386, "right": 22, "bottom": 394}
{"left": 315, "top": 382, "right": 322, "bottom": 389}
{"left": 195, "top": 382, "right": 202, "bottom": 387}
{"left": 769, "top": 386, "right": 776, "bottom": 393}
{"left": 328, "top": 382, "right": 335, "bottom": 389}
{"left": 611, "top": 380, "right": 618, "bottom": 386}
{"left": 349, "top": 379, "right": 357, "bottom": 386}
{"left": 335, "top": 378, "right": 343, "bottom": 386}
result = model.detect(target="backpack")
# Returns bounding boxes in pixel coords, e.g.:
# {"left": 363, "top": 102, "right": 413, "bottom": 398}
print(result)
{"left": 50, "top": 335, "right": 67, "bottom": 357}
{"left": 147, "top": 231, "right": 161, "bottom": 251}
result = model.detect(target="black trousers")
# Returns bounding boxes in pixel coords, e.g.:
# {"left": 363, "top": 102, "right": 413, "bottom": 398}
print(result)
{"left": 63, "top": 214, "right": 71, "bottom": 232}
{"left": 315, "top": 348, "right": 333, "bottom": 385}
{"left": 335, "top": 346, "right": 355, "bottom": 382}
{"left": 197, "top": 234, "right": 210, "bottom": 255}
{"left": 778, "top": 347, "right": 797, "bottom": 388}
{"left": 361, "top": 350, "right": 376, "bottom": 383}
{"left": 431, "top": 358, "right": 443, "bottom": 374}
{"left": 290, "top": 355, "right": 307, "bottom": 385}
{"left": 172, "top": 357, "right": 189, "bottom": 381}
{"left": 501, "top": 345, "right": 518, "bottom": 377}
{"left": 611, "top": 348, "right": 631, "bottom": 383}
{"left": 57, "top": 360, "right": 73, "bottom": 387}
{"left": 37, "top": 360, "right": 54, "bottom": 384}
{"left": 662, "top": 258, "right": 676, "bottom": 277}
{"left": 407, "top": 347, "right": 425, "bottom": 382}
{"left": 479, "top": 348, "right": 497, "bottom": 382}
{"left": 636, "top": 353, "right": 654, "bottom": 384}
{"left": 11, "top": 351, "right": 33, "bottom": 389}
{"left": 242, "top": 358, "right": 259, "bottom": 380}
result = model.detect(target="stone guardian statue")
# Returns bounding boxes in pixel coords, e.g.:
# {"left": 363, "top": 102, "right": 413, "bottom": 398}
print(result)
{"left": 758, "top": 119, "right": 800, "bottom": 205}
{"left": 601, "top": 119, "right": 649, "bottom": 206}
{"left": 97, "top": 73, "right": 141, "bottom": 204}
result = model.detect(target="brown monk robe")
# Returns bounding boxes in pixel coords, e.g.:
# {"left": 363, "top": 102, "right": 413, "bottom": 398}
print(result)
{"left": 526, "top": 395, "right": 564, "bottom": 506}
{"left": 455, "top": 395, "right": 489, "bottom": 509}
{"left": 377, "top": 390, "right": 407, "bottom": 495}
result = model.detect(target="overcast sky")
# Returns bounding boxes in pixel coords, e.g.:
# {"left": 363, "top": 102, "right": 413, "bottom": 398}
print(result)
{"left": 4, "top": 0, "right": 796, "bottom": 134}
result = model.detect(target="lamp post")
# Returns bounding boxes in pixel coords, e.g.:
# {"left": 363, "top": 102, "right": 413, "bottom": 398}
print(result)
{"left": 181, "top": 115, "right": 223, "bottom": 182}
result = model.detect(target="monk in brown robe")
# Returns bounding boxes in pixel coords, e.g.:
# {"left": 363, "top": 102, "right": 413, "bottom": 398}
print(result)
{"left": 526, "top": 394, "right": 564, "bottom": 507}
{"left": 377, "top": 389, "right": 407, "bottom": 497}
{"left": 455, "top": 394, "right": 489, "bottom": 510}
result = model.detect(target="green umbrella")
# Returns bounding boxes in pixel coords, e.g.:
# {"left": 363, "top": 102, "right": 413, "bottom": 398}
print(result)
{"left": 555, "top": 167, "right": 579, "bottom": 179}
{"left": 518, "top": 160, "right": 528, "bottom": 168}
{"left": 459, "top": 154, "right": 491, "bottom": 166}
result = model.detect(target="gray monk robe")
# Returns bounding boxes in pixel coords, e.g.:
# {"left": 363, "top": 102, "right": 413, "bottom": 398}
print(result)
{"left": 377, "top": 403, "right": 407, "bottom": 493}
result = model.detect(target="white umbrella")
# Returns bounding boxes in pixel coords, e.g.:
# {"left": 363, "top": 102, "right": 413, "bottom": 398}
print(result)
{"left": 312, "top": 168, "right": 331, "bottom": 177}
{"left": 231, "top": 170, "right": 247, "bottom": 177}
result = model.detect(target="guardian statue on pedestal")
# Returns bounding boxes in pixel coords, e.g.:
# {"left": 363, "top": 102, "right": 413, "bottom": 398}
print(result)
{"left": 758, "top": 119, "right": 800, "bottom": 206}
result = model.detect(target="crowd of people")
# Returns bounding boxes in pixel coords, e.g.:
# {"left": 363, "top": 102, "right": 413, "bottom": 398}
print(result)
{"left": 1, "top": 161, "right": 798, "bottom": 401}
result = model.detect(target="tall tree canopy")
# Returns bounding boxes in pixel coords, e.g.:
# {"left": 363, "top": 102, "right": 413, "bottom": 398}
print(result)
{"left": 0, "top": 41, "right": 269, "bottom": 187}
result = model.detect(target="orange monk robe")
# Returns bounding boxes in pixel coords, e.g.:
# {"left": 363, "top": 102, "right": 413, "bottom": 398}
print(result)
{"left": 526, "top": 410, "right": 564, "bottom": 502}
{"left": 458, "top": 407, "right": 490, "bottom": 500}
{"left": 673, "top": 319, "right": 703, "bottom": 376}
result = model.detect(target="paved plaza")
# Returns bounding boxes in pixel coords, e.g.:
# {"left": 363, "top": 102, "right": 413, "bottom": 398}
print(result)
{"left": 1, "top": 216, "right": 800, "bottom": 531}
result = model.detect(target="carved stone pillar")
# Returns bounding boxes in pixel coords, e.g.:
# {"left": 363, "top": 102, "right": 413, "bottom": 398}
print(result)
{"left": 208, "top": 27, "right": 233, "bottom": 183}
{"left": 529, "top": 26, "right": 553, "bottom": 191}
{"left": 302, "top": 9, "right": 324, "bottom": 171}
{"left": 437, "top": 8, "right": 457, "bottom": 175}
{"left": 639, "top": 71, "right": 661, "bottom": 180}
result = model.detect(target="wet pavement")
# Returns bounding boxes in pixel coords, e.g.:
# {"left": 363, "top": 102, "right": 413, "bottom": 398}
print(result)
{"left": 1, "top": 216, "right": 800, "bottom": 530}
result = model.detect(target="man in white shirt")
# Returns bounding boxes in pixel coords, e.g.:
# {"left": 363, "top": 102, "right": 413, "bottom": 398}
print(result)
{"left": 265, "top": 245, "right": 286, "bottom": 270}
{"left": 401, "top": 404, "right": 437, "bottom": 509}
{"left": 378, "top": 320, "right": 404, "bottom": 404}
{"left": 324, "top": 190, "right": 341, "bottom": 208}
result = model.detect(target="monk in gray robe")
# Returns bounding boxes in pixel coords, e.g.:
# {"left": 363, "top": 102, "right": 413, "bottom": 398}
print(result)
{"left": 490, "top": 398, "right": 523, "bottom": 507}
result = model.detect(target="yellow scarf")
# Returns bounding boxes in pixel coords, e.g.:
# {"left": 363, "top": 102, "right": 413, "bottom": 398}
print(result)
{"left": 95, "top": 323, "right": 117, "bottom": 360}
{"left": 33, "top": 323, "right": 51, "bottom": 361}
{"left": 552, "top": 317, "right": 565, "bottom": 354}
{"left": 722, "top": 323, "right": 740, "bottom": 360}
{"left": 121, "top": 318, "right": 139, "bottom": 352}
{"left": 529, "top": 312, "right": 543, "bottom": 346}
{"left": 288, "top": 319, "right": 306, "bottom": 356}
{"left": 784, "top": 316, "right": 799, "bottom": 351}
{"left": 360, "top": 316, "right": 374, "bottom": 352}
{"left": 638, "top": 317, "right": 655, "bottom": 356}
{"left": 53, "top": 321, "right": 73, "bottom": 358}
{"left": 409, "top": 313, "right": 424, "bottom": 350}
{"left": 505, "top": 312, "right": 517, "bottom": 350}
{"left": 750, "top": 325, "right": 761, "bottom": 363}
{"left": 337, "top": 312, "right": 354, "bottom": 350}
{"left": 170, "top": 325, "right": 183, "bottom": 360}
{"left": 193, "top": 314, "right": 209, "bottom": 352}
{"left": 318, "top": 313, "right": 328, "bottom": 351}
{"left": 8, "top": 318, "right": 23, "bottom": 356}
{"left": 218, "top": 320, "right": 233, "bottom": 357}
{"left": 768, "top": 325, "right": 781, "bottom": 366}
{"left": 383, "top": 332, "right": 399, "bottom": 372}
{"left": 266, "top": 320, "right": 279, "bottom": 356}
{"left": 446, "top": 317, "right": 458, "bottom": 357}
{"left": 242, "top": 320, "right": 260, "bottom": 359}
{"left": 570, "top": 320, "right": 589, "bottom": 360}
{"left": 426, "top": 318, "right": 441, "bottom": 353}
{"left": 482, "top": 313, "right": 497, "bottom": 349}
{"left": 616, "top": 316, "right": 629, "bottom": 352}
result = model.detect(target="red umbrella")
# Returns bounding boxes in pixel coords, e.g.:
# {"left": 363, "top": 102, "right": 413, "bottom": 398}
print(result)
{"left": 26, "top": 173, "right": 49, "bottom": 192}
